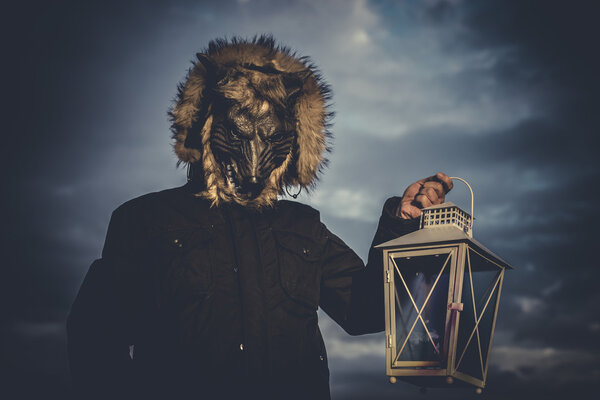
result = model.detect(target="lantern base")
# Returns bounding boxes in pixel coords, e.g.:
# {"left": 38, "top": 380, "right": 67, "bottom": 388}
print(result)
{"left": 387, "top": 372, "right": 485, "bottom": 389}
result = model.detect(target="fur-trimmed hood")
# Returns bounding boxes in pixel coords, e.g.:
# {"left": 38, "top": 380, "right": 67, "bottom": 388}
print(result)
{"left": 169, "top": 35, "right": 332, "bottom": 207}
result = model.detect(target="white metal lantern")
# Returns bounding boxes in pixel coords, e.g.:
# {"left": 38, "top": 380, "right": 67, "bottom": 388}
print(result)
{"left": 376, "top": 178, "right": 513, "bottom": 393}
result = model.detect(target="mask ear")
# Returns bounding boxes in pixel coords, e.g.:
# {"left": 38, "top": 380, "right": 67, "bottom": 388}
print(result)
{"left": 170, "top": 53, "right": 217, "bottom": 164}
{"left": 282, "top": 71, "right": 310, "bottom": 108}
{"left": 195, "top": 53, "right": 218, "bottom": 77}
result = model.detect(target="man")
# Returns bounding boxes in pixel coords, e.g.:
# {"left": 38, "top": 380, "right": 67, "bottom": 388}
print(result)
{"left": 67, "top": 35, "right": 452, "bottom": 400}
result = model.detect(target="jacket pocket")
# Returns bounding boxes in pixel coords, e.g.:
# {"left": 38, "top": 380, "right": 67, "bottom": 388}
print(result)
{"left": 154, "top": 226, "right": 216, "bottom": 344}
{"left": 274, "top": 229, "right": 325, "bottom": 310}
{"left": 158, "top": 226, "right": 215, "bottom": 296}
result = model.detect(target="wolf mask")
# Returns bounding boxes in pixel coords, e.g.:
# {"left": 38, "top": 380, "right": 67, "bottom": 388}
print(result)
{"left": 169, "top": 36, "right": 332, "bottom": 208}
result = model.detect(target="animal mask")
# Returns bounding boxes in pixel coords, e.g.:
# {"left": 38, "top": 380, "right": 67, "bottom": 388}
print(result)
{"left": 169, "top": 36, "right": 332, "bottom": 208}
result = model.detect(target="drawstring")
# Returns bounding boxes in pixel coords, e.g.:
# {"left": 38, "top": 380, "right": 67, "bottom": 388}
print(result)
{"left": 285, "top": 186, "right": 302, "bottom": 199}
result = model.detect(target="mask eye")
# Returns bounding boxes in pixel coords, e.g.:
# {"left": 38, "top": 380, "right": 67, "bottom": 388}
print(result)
{"left": 228, "top": 129, "right": 242, "bottom": 141}
{"left": 266, "top": 131, "right": 290, "bottom": 143}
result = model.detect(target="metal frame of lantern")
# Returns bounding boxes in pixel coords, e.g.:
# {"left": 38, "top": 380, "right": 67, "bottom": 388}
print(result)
{"left": 376, "top": 178, "right": 512, "bottom": 391}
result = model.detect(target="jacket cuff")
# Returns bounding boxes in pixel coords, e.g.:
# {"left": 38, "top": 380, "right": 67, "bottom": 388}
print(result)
{"left": 375, "top": 196, "right": 420, "bottom": 244}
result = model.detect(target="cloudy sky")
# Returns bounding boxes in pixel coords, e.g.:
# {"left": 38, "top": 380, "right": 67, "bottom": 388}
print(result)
{"left": 3, "top": 0, "right": 599, "bottom": 398}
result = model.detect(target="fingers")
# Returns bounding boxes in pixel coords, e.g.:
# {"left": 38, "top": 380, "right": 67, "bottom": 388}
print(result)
{"left": 398, "top": 202, "right": 422, "bottom": 219}
{"left": 414, "top": 187, "right": 437, "bottom": 208}
{"left": 414, "top": 180, "right": 448, "bottom": 208}
{"left": 428, "top": 172, "right": 453, "bottom": 193}
{"left": 400, "top": 181, "right": 424, "bottom": 202}
{"left": 423, "top": 181, "right": 445, "bottom": 200}
{"left": 398, "top": 172, "right": 453, "bottom": 218}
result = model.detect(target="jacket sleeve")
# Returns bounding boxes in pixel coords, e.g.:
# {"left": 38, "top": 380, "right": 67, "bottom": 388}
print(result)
{"left": 319, "top": 196, "right": 419, "bottom": 335}
{"left": 66, "top": 205, "right": 138, "bottom": 399}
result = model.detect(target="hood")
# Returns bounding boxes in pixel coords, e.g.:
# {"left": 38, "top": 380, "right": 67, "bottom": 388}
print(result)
{"left": 169, "top": 35, "right": 332, "bottom": 207}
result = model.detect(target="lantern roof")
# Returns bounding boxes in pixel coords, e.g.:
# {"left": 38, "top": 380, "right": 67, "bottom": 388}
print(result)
{"left": 375, "top": 225, "right": 513, "bottom": 269}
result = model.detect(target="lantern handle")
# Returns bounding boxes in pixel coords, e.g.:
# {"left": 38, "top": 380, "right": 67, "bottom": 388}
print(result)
{"left": 448, "top": 176, "right": 474, "bottom": 227}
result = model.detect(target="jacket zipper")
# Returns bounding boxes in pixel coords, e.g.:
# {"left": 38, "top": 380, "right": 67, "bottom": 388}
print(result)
{"left": 223, "top": 207, "right": 247, "bottom": 366}
{"left": 249, "top": 214, "right": 271, "bottom": 375}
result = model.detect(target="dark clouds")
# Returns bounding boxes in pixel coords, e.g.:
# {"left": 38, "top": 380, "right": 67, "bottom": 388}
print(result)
{"left": 463, "top": 1, "right": 600, "bottom": 168}
{"left": 3, "top": 0, "right": 600, "bottom": 398}
{"left": 447, "top": 1, "right": 600, "bottom": 361}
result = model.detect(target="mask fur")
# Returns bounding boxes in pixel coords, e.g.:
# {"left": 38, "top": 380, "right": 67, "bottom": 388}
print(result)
{"left": 169, "top": 35, "right": 332, "bottom": 208}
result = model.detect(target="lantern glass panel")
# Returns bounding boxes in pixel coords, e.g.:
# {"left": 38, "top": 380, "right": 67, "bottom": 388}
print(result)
{"left": 391, "top": 253, "right": 451, "bottom": 364}
{"left": 455, "top": 248, "right": 503, "bottom": 381}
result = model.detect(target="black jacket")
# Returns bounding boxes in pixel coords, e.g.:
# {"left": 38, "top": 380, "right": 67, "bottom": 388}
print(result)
{"left": 67, "top": 183, "right": 417, "bottom": 399}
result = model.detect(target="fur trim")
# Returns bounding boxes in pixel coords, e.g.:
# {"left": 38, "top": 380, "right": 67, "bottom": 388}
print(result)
{"left": 169, "top": 35, "right": 332, "bottom": 207}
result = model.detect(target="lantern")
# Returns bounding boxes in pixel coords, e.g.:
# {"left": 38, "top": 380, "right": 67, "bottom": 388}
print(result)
{"left": 376, "top": 178, "right": 512, "bottom": 393}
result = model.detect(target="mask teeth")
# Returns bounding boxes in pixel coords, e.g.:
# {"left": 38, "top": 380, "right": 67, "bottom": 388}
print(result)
{"left": 225, "top": 163, "right": 239, "bottom": 192}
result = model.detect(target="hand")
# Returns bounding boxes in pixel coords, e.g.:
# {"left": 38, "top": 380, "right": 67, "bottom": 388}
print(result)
{"left": 396, "top": 172, "right": 453, "bottom": 219}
